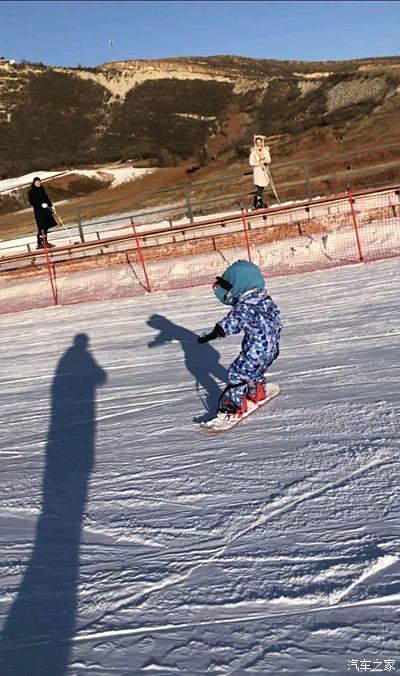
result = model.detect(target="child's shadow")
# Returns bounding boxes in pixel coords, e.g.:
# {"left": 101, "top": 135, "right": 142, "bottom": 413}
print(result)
{"left": 147, "top": 314, "right": 227, "bottom": 422}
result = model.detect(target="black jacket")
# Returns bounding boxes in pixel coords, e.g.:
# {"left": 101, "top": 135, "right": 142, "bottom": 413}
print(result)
{"left": 28, "top": 183, "right": 57, "bottom": 230}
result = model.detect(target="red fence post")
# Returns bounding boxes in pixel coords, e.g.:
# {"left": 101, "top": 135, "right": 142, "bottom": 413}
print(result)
{"left": 130, "top": 218, "right": 152, "bottom": 292}
{"left": 41, "top": 231, "right": 58, "bottom": 305}
{"left": 240, "top": 207, "right": 252, "bottom": 262}
{"left": 347, "top": 188, "right": 364, "bottom": 262}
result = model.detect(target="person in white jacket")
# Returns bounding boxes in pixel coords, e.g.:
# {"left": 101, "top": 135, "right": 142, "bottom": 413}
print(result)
{"left": 248, "top": 135, "right": 271, "bottom": 209}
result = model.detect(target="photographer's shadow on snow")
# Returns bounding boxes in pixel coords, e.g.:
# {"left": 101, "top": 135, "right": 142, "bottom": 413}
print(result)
{"left": 0, "top": 333, "right": 106, "bottom": 676}
{"left": 147, "top": 314, "right": 227, "bottom": 422}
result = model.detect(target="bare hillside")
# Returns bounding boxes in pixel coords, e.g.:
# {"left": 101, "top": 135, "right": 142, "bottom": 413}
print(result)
{"left": 1, "top": 54, "right": 400, "bottom": 180}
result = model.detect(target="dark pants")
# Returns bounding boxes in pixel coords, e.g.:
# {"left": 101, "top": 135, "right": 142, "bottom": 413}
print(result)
{"left": 254, "top": 186, "right": 266, "bottom": 209}
{"left": 37, "top": 228, "right": 50, "bottom": 247}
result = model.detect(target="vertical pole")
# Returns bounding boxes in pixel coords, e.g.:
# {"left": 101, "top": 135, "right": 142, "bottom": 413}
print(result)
{"left": 131, "top": 218, "right": 152, "bottom": 292}
{"left": 41, "top": 231, "right": 58, "bottom": 305}
{"left": 76, "top": 208, "right": 85, "bottom": 242}
{"left": 347, "top": 186, "right": 364, "bottom": 262}
{"left": 388, "top": 194, "right": 397, "bottom": 218}
{"left": 240, "top": 207, "right": 252, "bottom": 262}
{"left": 184, "top": 184, "right": 194, "bottom": 224}
{"left": 304, "top": 160, "right": 312, "bottom": 201}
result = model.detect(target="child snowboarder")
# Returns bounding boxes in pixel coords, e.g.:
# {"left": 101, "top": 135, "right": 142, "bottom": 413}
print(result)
{"left": 198, "top": 260, "right": 282, "bottom": 422}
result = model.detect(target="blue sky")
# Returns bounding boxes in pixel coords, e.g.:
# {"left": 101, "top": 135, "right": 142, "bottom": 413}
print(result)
{"left": 0, "top": 1, "right": 399, "bottom": 67}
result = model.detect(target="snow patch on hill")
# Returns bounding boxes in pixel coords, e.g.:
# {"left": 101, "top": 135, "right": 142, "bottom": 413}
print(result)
{"left": 0, "top": 166, "right": 157, "bottom": 194}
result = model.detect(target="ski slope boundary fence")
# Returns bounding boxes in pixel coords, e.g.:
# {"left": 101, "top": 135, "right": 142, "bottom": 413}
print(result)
{"left": 0, "top": 185, "right": 399, "bottom": 315}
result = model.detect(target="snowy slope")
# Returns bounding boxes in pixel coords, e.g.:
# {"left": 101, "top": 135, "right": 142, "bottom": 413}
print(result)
{"left": 0, "top": 166, "right": 156, "bottom": 194}
{"left": 73, "top": 166, "right": 156, "bottom": 189}
{"left": 0, "top": 170, "right": 70, "bottom": 194}
{"left": 0, "top": 258, "right": 399, "bottom": 674}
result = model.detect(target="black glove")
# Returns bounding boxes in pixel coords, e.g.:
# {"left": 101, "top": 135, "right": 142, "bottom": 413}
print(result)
{"left": 197, "top": 324, "right": 225, "bottom": 344}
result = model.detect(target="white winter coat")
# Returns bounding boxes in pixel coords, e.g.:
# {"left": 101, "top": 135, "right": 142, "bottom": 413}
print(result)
{"left": 249, "top": 144, "right": 271, "bottom": 187}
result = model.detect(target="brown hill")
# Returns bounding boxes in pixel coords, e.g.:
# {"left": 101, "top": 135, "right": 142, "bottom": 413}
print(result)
{"left": 1, "top": 54, "right": 400, "bottom": 180}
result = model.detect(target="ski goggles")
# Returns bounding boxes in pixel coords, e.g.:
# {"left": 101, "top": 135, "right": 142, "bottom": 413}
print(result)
{"left": 213, "top": 276, "right": 234, "bottom": 305}
{"left": 213, "top": 276, "right": 233, "bottom": 292}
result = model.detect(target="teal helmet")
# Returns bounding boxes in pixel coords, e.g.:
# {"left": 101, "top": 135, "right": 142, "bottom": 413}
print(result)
{"left": 213, "top": 260, "right": 265, "bottom": 305}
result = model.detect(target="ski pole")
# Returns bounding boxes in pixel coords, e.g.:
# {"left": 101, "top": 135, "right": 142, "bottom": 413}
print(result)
{"left": 266, "top": 166, "right": 281, "bottom": 205}
{"left": 52, "top": 207, "right": 73, "bottom": 241}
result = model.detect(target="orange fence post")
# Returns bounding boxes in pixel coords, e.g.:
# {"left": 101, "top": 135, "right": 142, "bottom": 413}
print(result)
{"left": 130, "top": 218, "right": 152, "bottom": 292}
{"left": 240, "top": 207, "right": 252, "bottom": 262}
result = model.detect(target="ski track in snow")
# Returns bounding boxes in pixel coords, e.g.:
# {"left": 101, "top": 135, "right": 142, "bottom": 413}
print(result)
{"left": 0, "top": 258, "right": 399, "bottom": 674}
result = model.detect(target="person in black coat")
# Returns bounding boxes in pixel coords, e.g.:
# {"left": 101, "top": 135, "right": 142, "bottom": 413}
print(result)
{"left": 28, "top": 177, "right": 57, "bottom": 248}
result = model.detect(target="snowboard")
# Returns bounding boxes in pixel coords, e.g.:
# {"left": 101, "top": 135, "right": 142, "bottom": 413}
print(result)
{"left": 200, "top": 383, "right": 280, "bottom": 433}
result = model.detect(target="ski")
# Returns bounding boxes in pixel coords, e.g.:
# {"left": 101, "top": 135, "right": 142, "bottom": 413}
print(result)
{"left": 200, "top": 383, "right": 280, "bottom": 433}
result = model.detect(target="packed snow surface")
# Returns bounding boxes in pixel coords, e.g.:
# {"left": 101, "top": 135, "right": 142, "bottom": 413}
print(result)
{"left": 0, "top": 257, "right": 399, "bottom": 674}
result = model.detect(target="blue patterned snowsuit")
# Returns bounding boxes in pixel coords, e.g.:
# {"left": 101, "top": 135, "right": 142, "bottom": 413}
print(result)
{"left": 218, "top": 289, "right": 282, "bottom": 408}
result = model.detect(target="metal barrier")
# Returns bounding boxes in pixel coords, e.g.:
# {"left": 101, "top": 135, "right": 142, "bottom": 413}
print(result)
{"left": 3, "top": 141, "right": 400, "bottom": 257}
{"left": 1, "top": 184, "right": 399, "bottom": 315}
{"left": 67, "top": 141, "right": 400, "bottom": 233}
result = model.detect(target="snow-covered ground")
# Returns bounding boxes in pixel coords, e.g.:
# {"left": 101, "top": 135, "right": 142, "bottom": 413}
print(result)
{"left": 0, "top": 257, "right": 399, "bottom": 674}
